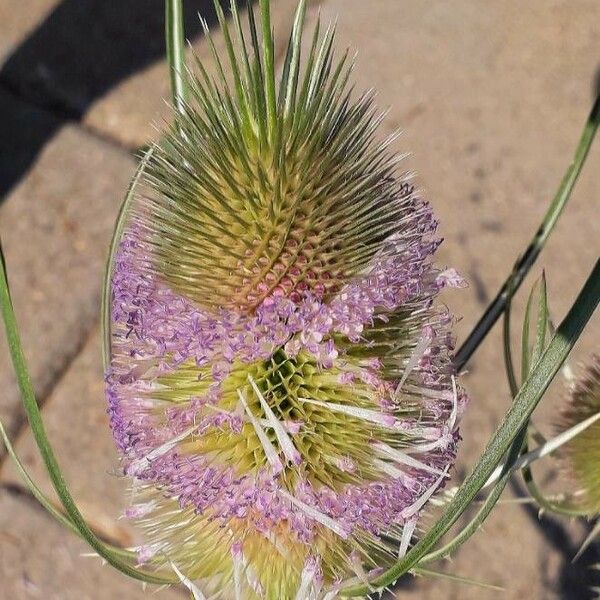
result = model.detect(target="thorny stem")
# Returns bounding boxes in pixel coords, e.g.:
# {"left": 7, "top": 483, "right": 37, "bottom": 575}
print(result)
{"left": 454, "top": 95, "right": 600, "bottom": 372}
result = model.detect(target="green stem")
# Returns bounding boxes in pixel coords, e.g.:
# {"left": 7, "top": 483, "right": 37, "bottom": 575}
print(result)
{"left": 454, "top": 95, "right": 600, "bottom": 372}
{"left": 0, "top": 242, "right": 176, "bottom": 585}
{"left": 166, "top": 0, "right": 187, "bottom": 112}
{"left": 341, "top": 260, "right": 600, "bottom": 596}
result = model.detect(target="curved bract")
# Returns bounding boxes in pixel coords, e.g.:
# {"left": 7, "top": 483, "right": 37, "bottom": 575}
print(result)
{"left": 105, "top": 2, "right": 467, "bottom": 597}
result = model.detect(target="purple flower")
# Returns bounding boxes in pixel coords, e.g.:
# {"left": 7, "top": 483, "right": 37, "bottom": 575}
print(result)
{"left": 104, "top": 2, "right": 468, "bottom": 597}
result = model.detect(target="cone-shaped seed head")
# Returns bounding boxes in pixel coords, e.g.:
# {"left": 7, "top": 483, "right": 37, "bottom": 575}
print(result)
{"left": 557, "top": 355, "right": 600, "bottom": 516}
{"left": 105, "top": 2, "right": 468, "bottom": 597}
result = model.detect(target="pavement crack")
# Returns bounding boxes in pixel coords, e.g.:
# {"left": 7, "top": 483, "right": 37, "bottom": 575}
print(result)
{"left": 0, "top": 323, "right": 100, "bottom": 468}
{"left": 0, "top": 80, "right": 135, "bottom": 157}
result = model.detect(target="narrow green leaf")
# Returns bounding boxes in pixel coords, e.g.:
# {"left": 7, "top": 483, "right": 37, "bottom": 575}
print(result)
{"left": 341, "top": 259, "right": 600, "bottom": 596}
{"left": 0, "top": 421, "right": 79, "bottom": 536}
{"left": 246, "top": 1, "right": 268, "bottom": 144}
{"left": 521, "top": 277, "right": 537, "bottom": 380}
{"left": 520, "top": 274, "right": 549, "bottom": 382}
{"left": 521, "top": 282, "right": 534, "bottom": 381}
{"left": 213, "top": 1, "right": 248, "bottom": 114}
{"left": 502, "top": 291, "right": 519, "bottom": 396}
{"left": 293, "top": 16, "right": 321, "bottom": 124}
{"left": 199, "top": 17, "right": 231, "bottom": 93}
{"left": 531, "top": 272, "right": 549, "bottom": 368}
{"left": 230, "top": 0, "right": 254, "bottom": 102}
{"left": 279, "top": 0, "right": 307, "bottom": 117}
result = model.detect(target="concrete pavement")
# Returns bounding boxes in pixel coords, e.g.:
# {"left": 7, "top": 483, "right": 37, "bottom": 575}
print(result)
{"left": 0, "top": 1, "right": 598, "bottom": 598}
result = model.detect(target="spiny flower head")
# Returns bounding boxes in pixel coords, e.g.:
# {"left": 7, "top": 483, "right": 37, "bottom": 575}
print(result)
{"left": 105, "top": 1, "right": 468, "bottom": 597}
{"left": 557, "top": 354, "right": 600, "bottom": 516}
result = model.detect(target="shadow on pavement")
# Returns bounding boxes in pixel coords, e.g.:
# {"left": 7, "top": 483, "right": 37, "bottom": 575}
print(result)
{"left": 511, "top": 479, "right": 600, "bottom": 600}
{"left": 0, "top": 0, "right": 225, "bottom": 199}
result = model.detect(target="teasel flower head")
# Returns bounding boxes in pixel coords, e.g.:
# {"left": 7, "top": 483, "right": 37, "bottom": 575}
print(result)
{"left": 557, "top": 354, "right": 600, "bottom": 516}
{"left": 105, "top": 2, "right": 468, "bottom": 597}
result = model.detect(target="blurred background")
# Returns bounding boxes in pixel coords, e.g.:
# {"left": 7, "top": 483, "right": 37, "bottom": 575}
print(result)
{"left": 0, "top": 1, "right": 598, "bottom": 598}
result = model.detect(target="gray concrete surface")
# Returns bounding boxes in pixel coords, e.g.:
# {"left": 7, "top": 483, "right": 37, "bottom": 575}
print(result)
{"left": 0, "top": 490, "right": 182, "bottom": 600}
{"left": 0, "top": 90, "right": 135, "bottom": 434}
{"left": 0, "top": 0, "right": 598, "bottom": 598}
{"left": 0, "top": 328, "right": 136, "bottom": 547}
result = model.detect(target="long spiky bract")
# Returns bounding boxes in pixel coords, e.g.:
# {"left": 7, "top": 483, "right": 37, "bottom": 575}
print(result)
{"left": 105, "top": 1, "right": 468, "bottom": 598}
{"left": 144, "top": 7, "right": 410, "bottom": 312}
